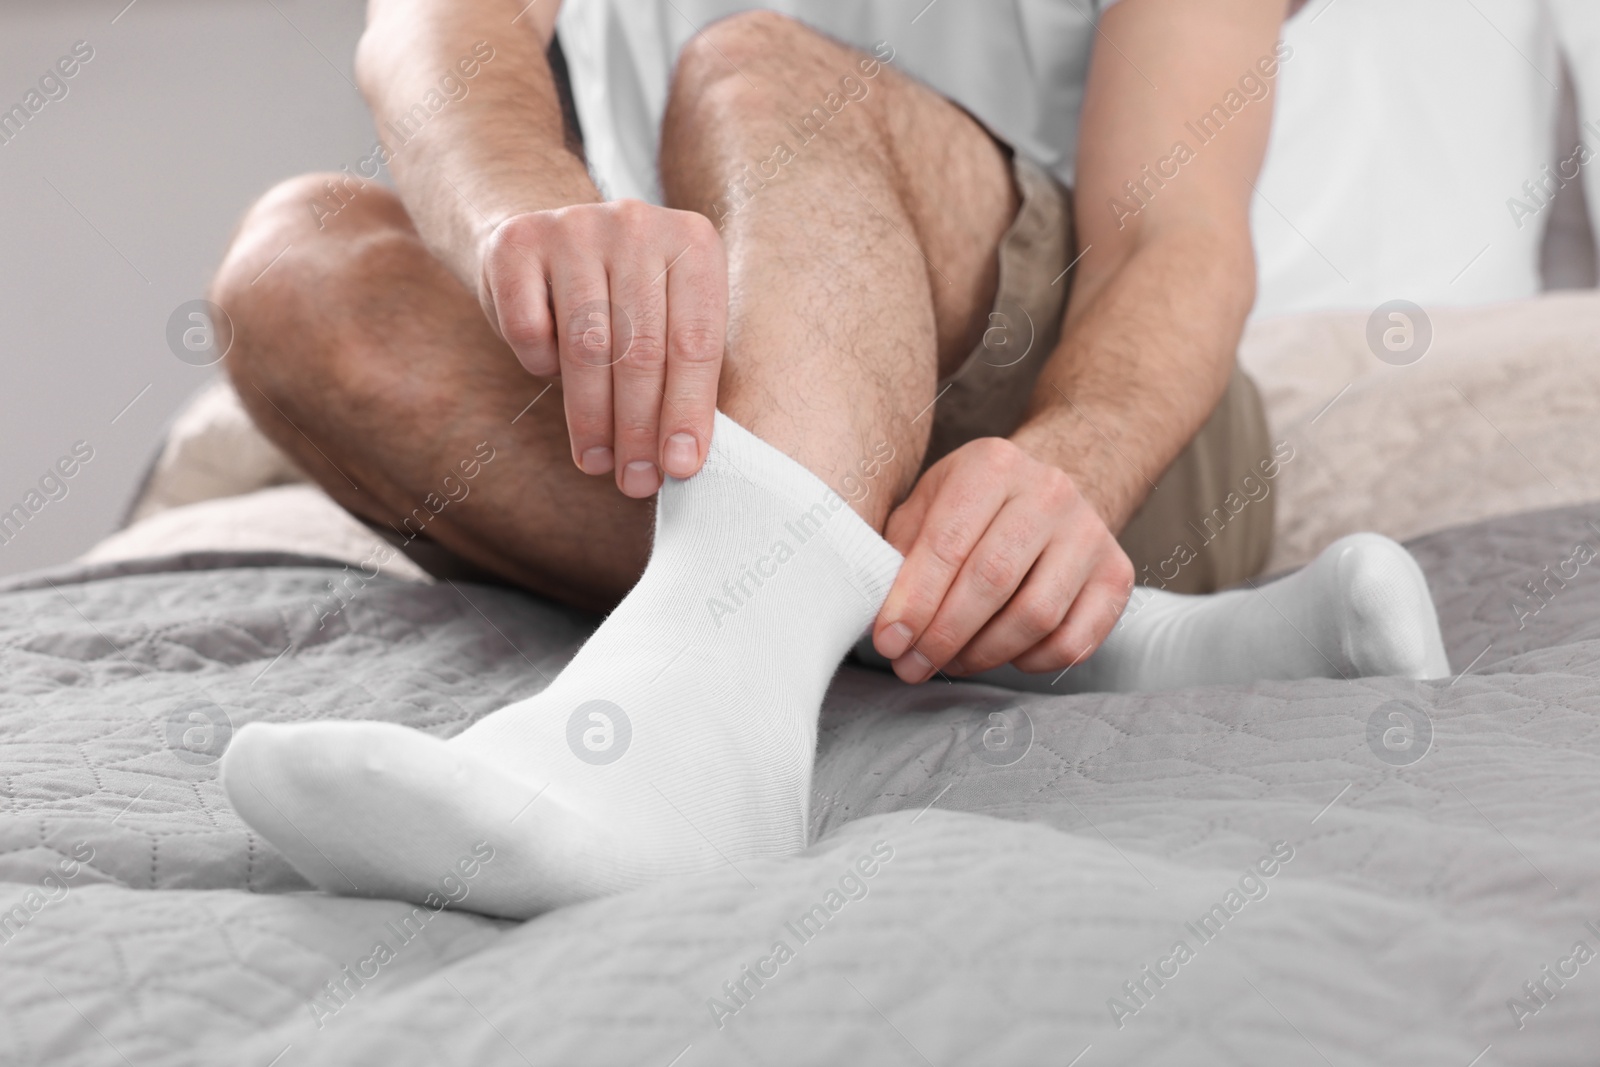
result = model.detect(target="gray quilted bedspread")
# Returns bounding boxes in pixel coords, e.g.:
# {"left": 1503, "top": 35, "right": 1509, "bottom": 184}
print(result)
{"left": 2, "top": 505, "right": 1599, "bottom": 1067}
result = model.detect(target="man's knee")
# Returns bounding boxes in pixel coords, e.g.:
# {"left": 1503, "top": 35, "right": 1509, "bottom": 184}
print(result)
{"left": 221, "top": 172, "right": 404, "bottom": 280}
{"left": 215, "top": 172, "right": 406, "bottom": 301}
{"left": 678, "top": 10, "right": 811, "bottom": 83}
{"left": 213, "top": 173, "right": 419, "bottom": 392}
{"left": 672, "top": 10, "right": 840, "bottom": 113}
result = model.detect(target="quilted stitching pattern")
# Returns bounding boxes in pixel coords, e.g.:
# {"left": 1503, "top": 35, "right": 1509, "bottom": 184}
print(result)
{"left": 2, "top": 505, "right": 1599, "bottom": 1065}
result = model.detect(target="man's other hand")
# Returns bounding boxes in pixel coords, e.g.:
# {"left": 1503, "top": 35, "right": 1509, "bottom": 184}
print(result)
{"left": 871, "top": 438, "right": 1135, "bottom": 683}
{"left": 479, "top": 200, "right": 728, "bottom": 497}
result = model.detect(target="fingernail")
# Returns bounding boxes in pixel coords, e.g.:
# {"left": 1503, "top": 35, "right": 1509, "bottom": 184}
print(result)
{"left": 579, "top": 446, "right": 613, "bottom": 475}
{"left": 893, "top": 648, "right": 933, "bottom": 684}
{"left": 622, "top": 460, "right": 660, "bottom": 497}
{"left": 877, "top": 621, "right": 913, "bottom": 660}
{"left": 663, "top": 433, "right": 699, "bottom": 477}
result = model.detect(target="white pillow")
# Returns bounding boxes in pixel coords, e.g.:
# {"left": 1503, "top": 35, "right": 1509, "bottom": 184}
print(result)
{"left": 1251, "top": 0, "right": 1561, "bottom": 318}
{"left": 1549, "top": 0, "right": 1600, "bottom": 261}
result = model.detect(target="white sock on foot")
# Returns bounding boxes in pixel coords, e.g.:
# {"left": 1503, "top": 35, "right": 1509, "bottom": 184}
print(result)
{"left": 222, "top": 413, "right": 902, "bottom": 918}
{"left": 858, "top": 532, "right": 1451, "bottom": 694}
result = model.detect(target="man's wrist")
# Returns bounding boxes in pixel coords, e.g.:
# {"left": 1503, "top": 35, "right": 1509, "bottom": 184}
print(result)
{"left": 1008, "top": 402, "right": 1149, "bottom": 532}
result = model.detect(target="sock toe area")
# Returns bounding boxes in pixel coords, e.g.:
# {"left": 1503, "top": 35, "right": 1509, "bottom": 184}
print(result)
{"left": 1330, "top": 533, "right": 1452, "bottom": 680}
{"left": 221, "top": 720, "right": 450, "bottom": 818}
{"left": 222, "top": 722, "right": 515, "bottom": 900}
{"left": 221, "top": 721, "right": 462, "bottom": 893}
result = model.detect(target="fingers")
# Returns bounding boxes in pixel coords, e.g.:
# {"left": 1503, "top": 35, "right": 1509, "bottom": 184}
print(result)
{"left": 872, "top": 453, "right": 1010, "bottom": 682}
{"left": 882, "top": 467, "right": 940, "bottom": 557}
{"left": 949, "top": 534, "right": 1093, "bottom": 676}
{"left": 481, "top": 203, "right": 729, "bottom": 492}
{"left": 907, "top": 496, "right": 1057, "bottom": 680}
{"left": 605, "top": 213, "right": 725, "bottom": 496}
{"left": 482, "top": 219, "right": 558, "bottom": 377}
{"left": 1012, "top": 548, "right": 1135, "bottom": 675}
{"left": 609, "top": 264, "right": 668, "bottom": 498}
{"left": 871, "top": 436, "right": 1138, "bottom": 686}
{"left": 552, "top": 257, "right": 619, "bottom": 476}
{"left": 658, "top": 227, "right": 726, "bottom": 480}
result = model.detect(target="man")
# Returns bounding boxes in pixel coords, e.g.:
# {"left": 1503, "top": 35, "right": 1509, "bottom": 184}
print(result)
{"left": 216, "top": 0, "right": 1445, "bottom": 917}
{"left": 220, "top": 0, "right": 1291, "bottom": 678}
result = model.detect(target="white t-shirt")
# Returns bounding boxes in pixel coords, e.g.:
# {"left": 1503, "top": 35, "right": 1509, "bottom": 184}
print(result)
{"left": 555, "top": 0, "right": 1117, "bottom": 204}
{"left": 555, "top": 0, "right": 1564, "bottom": 318}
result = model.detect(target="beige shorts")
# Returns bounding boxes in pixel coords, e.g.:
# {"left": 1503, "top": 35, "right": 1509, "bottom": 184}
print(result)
{"left": 928, "top": 153, "right": 1275, "bottom": 594}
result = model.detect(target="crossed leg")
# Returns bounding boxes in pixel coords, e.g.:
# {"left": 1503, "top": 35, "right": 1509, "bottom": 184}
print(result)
{"left": 217, "top": 12, "right": 1454, "bottom": 917}
{"left": 217, "top": 13, "right": 1024, "bottom": 916}
{"left": 215, "top": 14, "right": 1011, "bottom": 612}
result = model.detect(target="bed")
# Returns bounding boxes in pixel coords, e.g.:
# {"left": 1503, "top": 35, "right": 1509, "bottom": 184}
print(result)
{"left": 8, "top": 0, "right": 1600, "bottom": 1060}
{"left": 9, "top": 280, "right": 1600, "bottom": 1063}
{"left": 3, "top": 489, "right": 1599, "bottom": 1065}
{"left": 13, "top": 56, "right": 1600, "bottom": 1058}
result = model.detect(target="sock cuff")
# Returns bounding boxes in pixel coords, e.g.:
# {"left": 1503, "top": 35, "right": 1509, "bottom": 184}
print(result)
{"left": 702, "top": 412, "right": 904, "bottom": 607}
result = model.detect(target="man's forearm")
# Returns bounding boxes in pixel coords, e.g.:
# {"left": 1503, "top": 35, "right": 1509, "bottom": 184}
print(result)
{"left": 1009, "top": 221, "right": 1255, "bottom": 531}
{"left": 356, "top": 0, "right": 596, "bottom": 295}
{"left": 1016, "top": 0, "right": 1285, "bottom": 531}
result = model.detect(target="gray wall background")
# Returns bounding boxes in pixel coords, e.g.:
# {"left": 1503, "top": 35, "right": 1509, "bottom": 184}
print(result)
{"left": 0, "top": 0, "right": 371, "bottom": 577}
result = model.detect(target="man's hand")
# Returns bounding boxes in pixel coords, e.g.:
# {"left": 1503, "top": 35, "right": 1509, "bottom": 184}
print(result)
{"left": 870, "top": 438, "right": 1134, "bottom": 683}
{"left": 360, "top": 0, "right": 726, "bottom": 497}
{"left": 479, "top": 200, "right": 728, "bottom": 497}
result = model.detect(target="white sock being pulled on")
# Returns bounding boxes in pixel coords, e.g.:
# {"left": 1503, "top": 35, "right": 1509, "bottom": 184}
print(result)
{"left": 858, "top": 532, "right": 1451, "bottom": 694}
{"left": 222, "top": 412, "right": 902, "bottom": 919}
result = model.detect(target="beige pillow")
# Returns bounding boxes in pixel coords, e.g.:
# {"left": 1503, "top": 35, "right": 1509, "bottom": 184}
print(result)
{"left": 127, "top": 378, "right": 308, "bottom": 525}
{"left": 1242, "top": 289, "right": 1600, "bottom": 572}
{"left": 87, "top": 483, "right": 428, "bottom": 583}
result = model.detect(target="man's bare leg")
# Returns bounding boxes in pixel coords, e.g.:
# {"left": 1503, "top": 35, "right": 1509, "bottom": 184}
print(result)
{"left": 661, "top": 11, "right": 1016, "bottom": 522}
{"left": 218, "top": 13, "right": 1025, "bottom": 917}
{"left": 214, "top": 175, "right": 652, "bottom": 612}
{"left": 214, "top": 15, "right": 1011, "bottom": 615}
